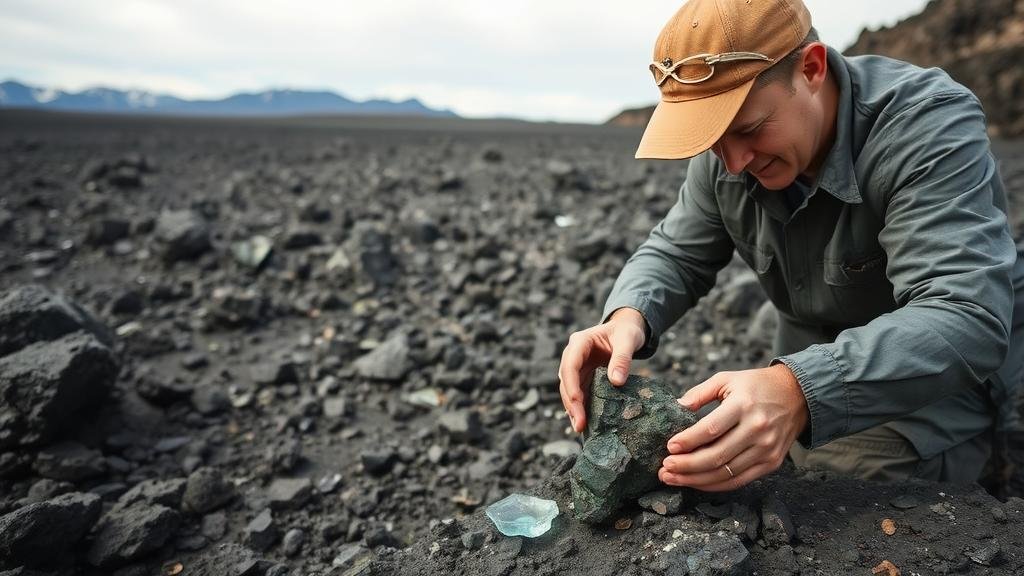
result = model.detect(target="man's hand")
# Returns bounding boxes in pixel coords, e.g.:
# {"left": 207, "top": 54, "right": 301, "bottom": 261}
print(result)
{"left": 558, "top": 308, "right": 646, "bottom": 433}
{"left": 658, "top": 364, "right": 809, "bottom": 491}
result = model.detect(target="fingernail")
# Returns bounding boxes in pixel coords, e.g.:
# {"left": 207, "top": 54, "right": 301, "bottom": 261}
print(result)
{"left": 569, "top": 412, "right": 577, "bottom": 430}
{"left": 611, "top": 369, "right": 625, "bottom": 383}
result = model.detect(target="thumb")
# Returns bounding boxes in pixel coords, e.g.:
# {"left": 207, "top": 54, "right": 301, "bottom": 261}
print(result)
{"left": 606, "top": 351, "right": 632, "bottom": 387}
{"left": 606, "top": 328, "right": 640, "bottom": 386}
{"left": 678, "top": 372, "right": 728, "bottom": 411}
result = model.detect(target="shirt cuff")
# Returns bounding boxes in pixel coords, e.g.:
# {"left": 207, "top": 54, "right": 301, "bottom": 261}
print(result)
{"left": 771, "top": 344, "right": 848, "bottom": 449}
{"left": 601, "top": 302, "right": 659, "bottom": 360}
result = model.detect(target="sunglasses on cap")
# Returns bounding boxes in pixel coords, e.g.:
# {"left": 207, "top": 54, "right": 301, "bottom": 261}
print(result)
{"left": 649, "top": 51, "right": 775, "bottom": 86}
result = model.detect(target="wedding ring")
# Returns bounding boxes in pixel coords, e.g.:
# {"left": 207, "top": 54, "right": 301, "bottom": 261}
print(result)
{"left": 724, "top": 464, "right": 735, "bottom": 478}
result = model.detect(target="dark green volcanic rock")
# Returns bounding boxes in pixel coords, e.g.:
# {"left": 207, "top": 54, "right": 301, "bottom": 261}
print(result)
{"left": 570, "top": 368, "right": 697, "bottom": 524}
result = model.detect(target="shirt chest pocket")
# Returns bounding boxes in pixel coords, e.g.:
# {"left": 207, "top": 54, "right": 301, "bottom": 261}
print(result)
{"left": 822, "top": 252, "right": 897, "bottom": 324}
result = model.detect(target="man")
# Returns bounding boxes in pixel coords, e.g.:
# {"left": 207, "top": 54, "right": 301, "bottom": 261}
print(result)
{"left": 558, "top": 0, "right": 1024, "bottom": 491}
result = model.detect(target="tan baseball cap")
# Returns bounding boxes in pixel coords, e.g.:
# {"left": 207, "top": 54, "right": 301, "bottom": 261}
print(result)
{"left": 635, "top": 0, "right": 812, "bottom": 159}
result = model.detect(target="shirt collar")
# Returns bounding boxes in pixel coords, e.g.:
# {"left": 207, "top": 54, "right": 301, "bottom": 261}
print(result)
{"left": 816, "top": 47, "right": 862, "bottom": 204}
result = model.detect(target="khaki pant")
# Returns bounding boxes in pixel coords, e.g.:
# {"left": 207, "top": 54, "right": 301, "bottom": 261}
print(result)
{"left": 789, "top": 423, "right": 992, "bottom": 483}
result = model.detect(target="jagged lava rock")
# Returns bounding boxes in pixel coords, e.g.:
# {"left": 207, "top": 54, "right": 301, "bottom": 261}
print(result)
{"left": 86, "top": 503, "right": 181, "bottom": 568}
{"left": 0, "top": 284, "right": 112, "bottom": 356}
{"left": 571, "top": 368, "right": 697, "bottom": 524}
{"left": 155, "top": 209, "right": 211, "bottom": 263}
{"left": 353, "top": 332, "right": 414, "bottom": 382}
{"left": 0, "top": 331, "right": 118, "bottom": 448}
{"left": 0, "top": 492, "right": 102, "bottom": 569}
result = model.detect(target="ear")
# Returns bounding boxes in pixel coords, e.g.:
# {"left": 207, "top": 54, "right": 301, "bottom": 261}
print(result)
{"left": 797, "top": 42, "right": 828, "bottom": 93}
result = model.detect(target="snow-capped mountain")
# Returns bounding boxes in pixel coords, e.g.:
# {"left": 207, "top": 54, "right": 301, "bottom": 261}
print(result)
{"left": 0, "top": 80, "right": 457, "bottom": 117}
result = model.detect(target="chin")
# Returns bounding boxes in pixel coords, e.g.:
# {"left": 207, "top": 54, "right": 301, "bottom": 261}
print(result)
{"left": 755, "top": 174, "right": 795, "bottom": 191}
{"left": 748, "top": 158, "right": 796, "bottom": 190}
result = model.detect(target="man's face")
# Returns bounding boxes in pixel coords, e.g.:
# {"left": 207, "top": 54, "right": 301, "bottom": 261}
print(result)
{"left": 709, "top": 63, "right": 829, "bottom": 190}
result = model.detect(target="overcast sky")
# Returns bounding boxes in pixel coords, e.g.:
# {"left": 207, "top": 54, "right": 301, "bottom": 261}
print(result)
{"left": 1, "top": 0, "right": 930, "bottom": 123}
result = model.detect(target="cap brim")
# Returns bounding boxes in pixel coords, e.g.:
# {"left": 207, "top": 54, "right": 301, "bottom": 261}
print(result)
{"left": 635, "top": 78, "right": 755, "bottom": 160}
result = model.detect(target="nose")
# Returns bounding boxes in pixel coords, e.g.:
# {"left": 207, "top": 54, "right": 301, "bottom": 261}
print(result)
{"left": 713, "top": 135, "right": 754, "bottom": 175}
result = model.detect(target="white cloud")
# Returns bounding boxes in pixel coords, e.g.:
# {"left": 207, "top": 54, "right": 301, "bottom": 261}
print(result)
{"left": 0, "top": 0, "right": 931, "bottom": 121}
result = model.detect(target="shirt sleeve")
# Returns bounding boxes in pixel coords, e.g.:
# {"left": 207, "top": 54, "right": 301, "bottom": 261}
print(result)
{"left": 774, "top": 92, "right": 1017, "bottom": 449}
{"left": 602, "top": 152, "right": 736, "bottom": 358}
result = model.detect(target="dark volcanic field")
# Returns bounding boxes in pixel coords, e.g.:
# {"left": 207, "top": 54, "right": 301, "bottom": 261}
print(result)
{"left": 2, "top": 109, "right": 1024, "bottom": 575}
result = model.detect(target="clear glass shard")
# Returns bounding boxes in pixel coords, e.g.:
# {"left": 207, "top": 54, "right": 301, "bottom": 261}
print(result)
{"left": 485, "top": 493, "right": 559, "bottom": 538}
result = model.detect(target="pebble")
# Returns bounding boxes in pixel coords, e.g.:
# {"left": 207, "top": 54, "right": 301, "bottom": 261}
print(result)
{"left": 266, "top": 477, "right": 313, "bottom": 511}
{"left": 761, "top": 497, "right": 796, "bottom": 548}
{"left": 282, "top": 528, "right": 305, "bottom": 557}
{"left": 638, "top": 489, "right": 683, "bottom": 516}
{"left": 438, "top": 410, "right": 484, "bottom": 442}
{"left": 361, "top": 448, "right": 397, "bottom": 475}
{"left": 317, "top": 472, "right": 344, "bottom": 494}
{"left": 182, "top": 467, "right": 235, "bottom": 514}
{"left": 201, "top": 512, "right": 227, "bottom": 541}
{"left": 244, "top": 508, "right": 278, "bottom": 552}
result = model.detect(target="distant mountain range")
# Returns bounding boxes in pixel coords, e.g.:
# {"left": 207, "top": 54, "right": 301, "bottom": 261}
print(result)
{"left": 0, "top": 80, "right": 458, "bottom": 118}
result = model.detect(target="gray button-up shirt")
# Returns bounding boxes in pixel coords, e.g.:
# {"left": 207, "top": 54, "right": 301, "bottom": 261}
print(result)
{"left": 604, "top": 47, "right": 1024, "bottom": 459}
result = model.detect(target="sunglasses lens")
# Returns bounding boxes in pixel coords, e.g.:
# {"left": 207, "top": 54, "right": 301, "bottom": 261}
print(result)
{"left": 677, "top": 61, "right": 713, "bottom": 83}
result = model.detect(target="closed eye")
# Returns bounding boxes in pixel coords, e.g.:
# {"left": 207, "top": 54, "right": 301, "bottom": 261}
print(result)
{"left": 740, "top": 121, "right": 762, "bottom": 136}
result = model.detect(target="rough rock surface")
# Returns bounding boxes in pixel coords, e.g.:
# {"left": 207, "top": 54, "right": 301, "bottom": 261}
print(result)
{"left": 86, "top": 503, "right": 182, "bottom": 568}
{"left": 156, "top": 209, "right": 212, "bottom": 263}
{"left": 844, "top": 0, "right": 1024, "bottom": 137}
{"left": 0, "top": 330, "right": 118, "bottom": 448}
{"left": 571, "top": 368, "right": 698, "bottom": 523}
{"left": 181, "top": 542, "right": 280, "bottom": 575}
{"left": 353, "top": 332, "right": 414, "bottom": 382}
{"left": 182, "top": 466, "right": 236, "bottom": 514}
{"left": 0, "top": 284, "right": 112, "bottom": 356}
{"left": 113, "top": 477, "right": 187, "bottom": 510}
{"left": 0, "top": 491, "right": 102, "bottom": 569}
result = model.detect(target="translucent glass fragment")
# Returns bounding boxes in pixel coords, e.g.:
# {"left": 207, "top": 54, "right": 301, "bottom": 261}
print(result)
{"left": 485, "top": 493, "right": 559, "bottom": 537}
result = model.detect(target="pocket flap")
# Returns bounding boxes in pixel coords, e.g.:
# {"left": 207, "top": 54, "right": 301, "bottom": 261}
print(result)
{"left": 734, "top": 240, "right": 774, "bottom": 274}
{"left": 824, "top": 253, "right": 886, "bottom": 286}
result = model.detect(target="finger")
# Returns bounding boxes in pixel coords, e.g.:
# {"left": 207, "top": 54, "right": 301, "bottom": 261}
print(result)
{"left": 570, "top": 369, "right": 595, "bottom": 433}
{"left": 661, "top": 445, "right": 759, "bottom": 488}
{"left": 686, "top": 460, "right": 777, "bottom": 492}
{"left": 662, "top": 425, "right": 747, "bottom": 474}
{"left": 667, "top": 396, "right": 742, "bottom": 454}
{"left": 558, "top": 334, "right": 595, "bottom": 432}
{"left": 606, "top": 323, "right": 641, "bottom": 386}
{"left": 678, "top": 372, "right": 729, "bottom": 412}
{"left": 558, "top": 382, "right": 585, "bottom": 433}
{"left": 558, "top": 336, "right": 588, "bottom": 432}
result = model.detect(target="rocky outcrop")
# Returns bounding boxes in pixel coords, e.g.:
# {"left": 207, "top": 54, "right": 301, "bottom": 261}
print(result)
{"left": 845, "top": 0, "right": 1024, "bottom": 137}
{"left": 606, "top": 105, "right": 655, "bottom": 129}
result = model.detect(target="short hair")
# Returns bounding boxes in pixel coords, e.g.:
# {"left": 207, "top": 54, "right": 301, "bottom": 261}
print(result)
{"left": 753, "top": 27, "right": 820, "bottom": 93}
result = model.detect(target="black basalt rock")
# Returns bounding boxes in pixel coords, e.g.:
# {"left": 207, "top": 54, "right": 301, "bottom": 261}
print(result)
{"left": 570, "top": 368, "right": 697, "bottom": 524}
